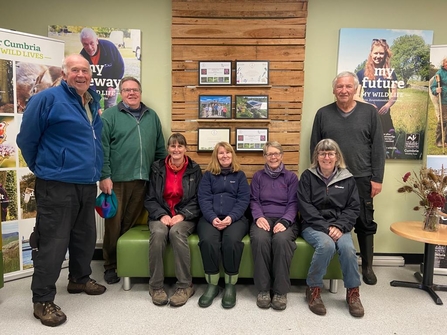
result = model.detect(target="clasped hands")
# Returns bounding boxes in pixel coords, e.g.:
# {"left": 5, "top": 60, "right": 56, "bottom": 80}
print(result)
{"left": 160, "top": 214, "right": 185, "bottom": 227}
{"left": 212, "top": 216, "right": 232, "bottom": 230}
{"left": 328, "top": 226, "right": 343, "bottom": 242}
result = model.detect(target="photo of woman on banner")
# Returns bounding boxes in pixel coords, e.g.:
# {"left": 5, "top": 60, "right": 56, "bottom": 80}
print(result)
{"left": 356, "top": 39, "right": 400, "bottom": 158}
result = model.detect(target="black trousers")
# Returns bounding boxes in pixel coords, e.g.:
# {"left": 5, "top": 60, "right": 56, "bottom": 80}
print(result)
{"left": 31, "top": 178, "right": 97, "bottom": 303}
{"left": 196, "top": 216, "right": 249, "bottom": 275}
{"left": 354, "top": 176, "right": 377, "bottom": 236}
{"left": 250, "top": 219, "right": 299, "bottom": 295}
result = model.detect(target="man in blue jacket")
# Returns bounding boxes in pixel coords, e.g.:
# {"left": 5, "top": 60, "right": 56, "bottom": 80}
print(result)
{"left": 17, "top": 54, "right": 106, "bottom": 328}
{"left": 80, "top": 27, "right": 125, "bottom": 109}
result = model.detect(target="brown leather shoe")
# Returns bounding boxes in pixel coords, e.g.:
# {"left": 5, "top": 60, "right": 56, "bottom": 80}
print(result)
{"left": 149, "top": 287, "right": 169, "bottom": 306}
{"left": 169, "top": 286, "right": 195, "bottom": 307}
{"left": 67, "top": 279, "right": 106, "bottom": 295}
{"left": 33, "top": 301, "right": 67, "bottom": 327}
{"left": 306, "top": 286, "right": 326, "bottom": 316}
{"left": 346, "top": 287, "right": 364, "bottom": 317}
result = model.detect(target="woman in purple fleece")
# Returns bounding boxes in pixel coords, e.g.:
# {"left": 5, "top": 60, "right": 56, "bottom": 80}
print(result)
{"left": 249, "top": 141, "right": 299, "bottom": 311}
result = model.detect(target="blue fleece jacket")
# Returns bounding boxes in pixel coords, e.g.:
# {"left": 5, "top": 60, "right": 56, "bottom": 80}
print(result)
{"left": 198, "top": 170, "right": 250, "bottom": 223}
{"left": 17, "top": 80, "right": 103, "bottom": 184}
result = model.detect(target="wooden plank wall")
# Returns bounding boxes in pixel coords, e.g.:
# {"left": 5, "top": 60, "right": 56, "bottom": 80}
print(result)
{"left": 171, "top": 0, "right": 307, "bottom": 179}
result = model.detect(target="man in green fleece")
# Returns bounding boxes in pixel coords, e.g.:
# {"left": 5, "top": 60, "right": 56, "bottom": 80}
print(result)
{"left": 100, "top": 76, "right": 166, "bottom": 284}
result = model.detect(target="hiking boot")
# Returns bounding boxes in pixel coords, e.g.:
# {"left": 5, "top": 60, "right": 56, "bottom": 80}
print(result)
{"left": 306, "top": 286, "right": 326, "bottom": 316}
{"left": 67, "top": 279, "right": 106, "bottom": 295}
{"left": 33, "top": 301, "right": 67, "bottom": 327}
{"left": 149, "top": 287, "right": 169, "bottom": 306}
{"left": 104, "top": 269, "right": 120, "bottom": 284}
{"left": 169, "top": 286, "right": 195, "bottom": 307}
{"left": 346, "top": 287, "right": 364, "bottom": 317}
{"left": 271, "top": 294, "right": 287, "bottom": 310}
{"left": 256, "top": 291, "right": 271, "bottom": 309}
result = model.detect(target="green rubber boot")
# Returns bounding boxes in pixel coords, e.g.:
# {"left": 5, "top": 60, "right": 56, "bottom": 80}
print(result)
{"left": 222, "top": 273, "right": 238, "bottom": 309}
{"left": 198, "top": 274, "right": 220, "bottom": 308}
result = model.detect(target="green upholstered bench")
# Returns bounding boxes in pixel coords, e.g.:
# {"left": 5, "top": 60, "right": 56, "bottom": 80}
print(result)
{"left": 117, "top": 225, "right": 343, "bottom": 292}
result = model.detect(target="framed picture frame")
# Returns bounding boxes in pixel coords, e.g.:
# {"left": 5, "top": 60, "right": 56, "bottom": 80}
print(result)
{"left": 235, "top": 60, "right": 269, "bottom": 85}
{"left": 198, "top": 95, "right": 232, "bottom": 119}
{"left": 197, "top": 128, "right": 231, "bottom": 152}
{"left": 198, "top": 61, "right": 232, "bottom": 85}
{"left": 235, "top": 95, "right": 268, "bottom": 119}
{"left": 235, "top": 128, "right": 268, "bottom": 152}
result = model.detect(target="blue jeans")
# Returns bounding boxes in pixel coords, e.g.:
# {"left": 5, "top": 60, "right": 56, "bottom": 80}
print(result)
{"left": 301, "top": 227, "right": 361, "bottom": 289}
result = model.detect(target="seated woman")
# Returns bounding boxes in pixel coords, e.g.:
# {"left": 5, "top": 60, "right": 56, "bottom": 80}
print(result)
{"left": 250, "top": 141, "right": 299, "bottom": 310}
{"left": 298, "top": 138, "right": 364, "bottom": 317}
{"left": 197, "top": 141, "right": 250, "bottom": 309}
{"left": 145, "top": 133, "right": 202, "bottom": 307}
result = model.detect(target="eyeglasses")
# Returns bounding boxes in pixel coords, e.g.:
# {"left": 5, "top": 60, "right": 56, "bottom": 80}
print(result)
{"left": 372, "top": 38, "right": 386, "bottom": 43}
{"left": 318, "top": 152, "right": 336, "bottom": 158}
{"left": 264, "top": 152, "right": 282, "bottom": 158}
{"left": 121, "top": 88, "right": 141, "bottom": 93}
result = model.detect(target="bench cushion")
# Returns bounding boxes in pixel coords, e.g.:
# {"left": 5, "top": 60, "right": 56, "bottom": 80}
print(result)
{"left": 117, "top": 225, "right": 343, "bottom": 280}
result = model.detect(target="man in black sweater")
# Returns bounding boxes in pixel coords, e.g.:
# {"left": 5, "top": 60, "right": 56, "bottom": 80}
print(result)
{"left": 310, "top": 71, "right": 386, "bottom": 286}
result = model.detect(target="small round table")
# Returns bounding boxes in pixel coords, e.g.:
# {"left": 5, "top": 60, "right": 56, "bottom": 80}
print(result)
{"left": 390, "top": 221, "right": 447, "bottom": 305}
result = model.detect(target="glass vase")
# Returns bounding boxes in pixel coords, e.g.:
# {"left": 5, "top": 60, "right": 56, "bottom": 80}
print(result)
{"left": 423, "top": 208, "right": 440, "bottom": 232}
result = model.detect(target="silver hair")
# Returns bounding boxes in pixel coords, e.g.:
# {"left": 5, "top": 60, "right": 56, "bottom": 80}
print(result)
{"left": 331, "top": 71, "right": 359, "bottom": 90}
{"left": 80, "top": 27, "right": 97, "bottom": 41}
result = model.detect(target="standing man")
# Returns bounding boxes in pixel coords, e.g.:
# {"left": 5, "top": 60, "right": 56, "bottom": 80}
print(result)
{"left": 80, "top": 27, "right": 125, "bottom": 109}
{"left": 17, "top": 54, "right": 106, "bottom": 328}
{"left": 310, "top": 71, "right": 386, "bottom": 285}
{"left": 430, "top": 57, "right": 447, "bottom": 147}
{"left": 100, "top": 76, "right": 166, "bottom": 284}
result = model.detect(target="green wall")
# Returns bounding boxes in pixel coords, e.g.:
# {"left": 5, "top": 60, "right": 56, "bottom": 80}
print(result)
{"left": 2, "top": 0, "right": 446, "bottom": 254}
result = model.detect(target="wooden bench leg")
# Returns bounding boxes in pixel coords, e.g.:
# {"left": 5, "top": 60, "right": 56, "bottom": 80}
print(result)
{"left": 123, "top": 277, "right": 131, "bottom": 291}
{"left": 329, "top": 279, "right": 338, "bottom": 293}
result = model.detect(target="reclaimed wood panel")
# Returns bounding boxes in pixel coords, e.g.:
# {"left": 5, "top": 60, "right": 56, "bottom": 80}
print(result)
{"left": 171, "top": 0, "right": 307, "bottom": 175}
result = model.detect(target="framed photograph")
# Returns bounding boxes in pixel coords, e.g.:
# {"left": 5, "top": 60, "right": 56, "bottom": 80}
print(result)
{"left": 198, "top": 61, "right": 232, "bottom": 85}
{"left": 197, "top": 128, "right": 231, "bottom": 152}
{"left": 198, "top": 95, "right": 232, "bottom": 119}
{"left": 235, "top": 95, "right": 268, "bottom": 119}
{"left": 236, "top": 61, "right": 269, "bottom": 85}
{"left": 235, "top": 128, "right": 268, "bottom": 151}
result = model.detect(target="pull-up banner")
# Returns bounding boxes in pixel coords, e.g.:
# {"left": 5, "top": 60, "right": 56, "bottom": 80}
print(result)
{"left": 0, "top": 27, "right": 64, "bottom": 281}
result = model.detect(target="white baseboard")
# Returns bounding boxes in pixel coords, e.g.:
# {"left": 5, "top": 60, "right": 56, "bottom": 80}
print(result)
{"left": 357, "top": 255, "right": 405, "bottom": 267}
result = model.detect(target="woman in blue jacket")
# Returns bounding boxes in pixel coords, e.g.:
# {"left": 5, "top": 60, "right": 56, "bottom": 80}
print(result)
{"left": 197, "top": 142, "right": 250, "bottom": 309}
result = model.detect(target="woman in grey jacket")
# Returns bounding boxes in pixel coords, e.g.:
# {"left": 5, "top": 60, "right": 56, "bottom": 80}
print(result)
{"left": 298, "top": 138, "right": 364, "bottom": 318}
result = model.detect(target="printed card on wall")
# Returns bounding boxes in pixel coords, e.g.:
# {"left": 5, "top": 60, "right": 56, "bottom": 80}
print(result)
{"left": 48, "top": 26, "right": 141, "bottom": 110}
{"left": 337, "top": 28, "right": 433, "bottom": 160}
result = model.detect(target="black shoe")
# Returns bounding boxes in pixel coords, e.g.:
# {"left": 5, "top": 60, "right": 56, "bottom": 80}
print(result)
{"left": 362, "top": 266, "right": 377, "bottom": 285}
{"left": 104, "top": 269, "right": 120, "bottom": 284}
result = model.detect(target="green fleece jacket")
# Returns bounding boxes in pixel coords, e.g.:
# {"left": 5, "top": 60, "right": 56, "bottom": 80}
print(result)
{"left": 100, "top": 101, "right": 166, "bottom": 182}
